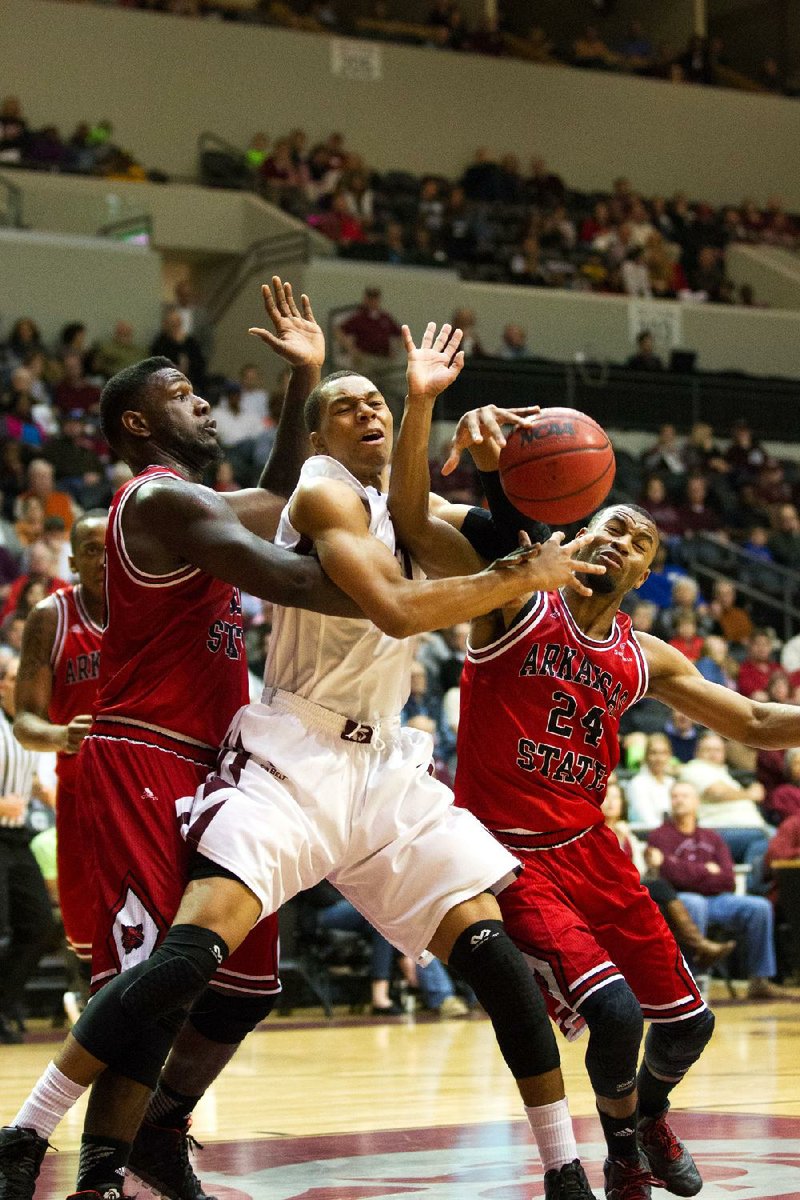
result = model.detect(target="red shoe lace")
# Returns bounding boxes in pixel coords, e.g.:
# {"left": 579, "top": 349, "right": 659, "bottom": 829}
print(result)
{"left": 645, "top": 1115, "right": 683, "bottom": 1162}
{"left": 615, "top": 1162, "right": 663, "bottom": 1200}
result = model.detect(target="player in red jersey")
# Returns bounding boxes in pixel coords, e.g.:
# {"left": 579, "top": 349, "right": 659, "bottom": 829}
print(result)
{"left": 0, "top": 280, "right": 356, "bottom": 1200}
{"left": 14, "top": 511, "right": 105, "bottom": 987}
{"left": 389, "top": 382, "right": 800, "bottom": 1200}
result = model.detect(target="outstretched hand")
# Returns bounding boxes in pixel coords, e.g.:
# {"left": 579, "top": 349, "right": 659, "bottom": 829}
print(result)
{"left": 402, "top": 322, "right": 465, "bottom": 402}
{"left": 249, "top": 276, "right": 325, "bottom": 368}
{"left": 442, "top": 404, "right": 541, "bottom": 475}
{"left": 490, "top": 530, "right": 609, "bottom": 598}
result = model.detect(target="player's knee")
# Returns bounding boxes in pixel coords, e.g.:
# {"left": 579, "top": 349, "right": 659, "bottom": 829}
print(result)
{"left": 108, "top": 1010, "right": 187, "bottom": 1090}
{"left": 449, "top": 920, "right": 560, "bottom": 1078}
{"left": 188, "top": 986, "right": 277, "bottom": 1044}
{"left": 581, "top": 980, "right": 643, "bottom": 1098}
{"left": 120, "top": 924, "right": 230, "bottom": 1027}
{"left": 645, "top": 1007, "right": 715, "bottom": 1081}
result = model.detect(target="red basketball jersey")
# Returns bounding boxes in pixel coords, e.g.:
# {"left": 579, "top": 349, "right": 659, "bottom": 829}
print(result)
{"left": 96, "top": 466, "right": 248, "bottom": 749}
{"left": 49, "top": 584, "right": 103, "bottom": 789}
{"left": 455, "top": 589, "right": 648, "bottom": 843}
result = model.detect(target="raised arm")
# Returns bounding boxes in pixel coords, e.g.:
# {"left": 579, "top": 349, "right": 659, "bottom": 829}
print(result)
{"left": 14, "top": 600, "right": 91, "bottom": 754}
{"left": 226, "top": 277, "right": 325, "bottom": 540}
{"left": 642, "top": 631, "right": 800, "bottom": 749}
{"left": 134, "top": 477, "right": 358, "bottom": 618}
{"left": 293, "top": 477, "right": 606, "bottom": 639}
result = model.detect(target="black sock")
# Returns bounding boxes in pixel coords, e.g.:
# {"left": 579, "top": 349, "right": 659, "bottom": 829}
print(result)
{"left": 77, "top": 1133, "right": 131, "bottom": 1196}
{"left": 636, "top": 1062, "right": 672, "bottom": 1120}
{"left": 598, "top": 1106, "right": 639, "bottom": 1162}
{"left": 145, "top": 1081, "right": 200, "bottom": 1129}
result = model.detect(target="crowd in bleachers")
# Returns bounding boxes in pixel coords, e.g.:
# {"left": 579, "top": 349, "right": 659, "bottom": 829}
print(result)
{"left": 54, "top": 0, "right": 799, "bottom": 99}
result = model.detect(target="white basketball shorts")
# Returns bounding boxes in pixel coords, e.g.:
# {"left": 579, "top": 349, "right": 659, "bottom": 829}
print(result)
{"left": 177, "top": 688, "right": 519, "bottom": 961}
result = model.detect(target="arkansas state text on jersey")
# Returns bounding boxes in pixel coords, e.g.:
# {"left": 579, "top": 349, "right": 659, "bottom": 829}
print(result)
{"left": 455, "top": 589, "right": 648, "bottom": 841}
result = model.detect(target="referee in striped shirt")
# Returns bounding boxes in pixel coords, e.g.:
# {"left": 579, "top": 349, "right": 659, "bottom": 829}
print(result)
{"left": 0, "top": 654, "right": 54, "bottom": 1044}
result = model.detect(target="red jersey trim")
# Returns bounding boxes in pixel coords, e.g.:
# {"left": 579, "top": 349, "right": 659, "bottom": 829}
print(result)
{"left": 90, "top": 715, "right": 218, "bottom": 764}
{"left": 113, "top": 471, "right": 201, "bottom": 589}
{"left": 466, "top": 592, "right": 548, "bottom": 663}
{"left": 74, "top": 584, "right": 104, "bottom": 635}
{"left": 554, "top": 589, "right": 622, "bottom": 651}
{"left": 629, "top": 633, "right": 650, "bottom": 704}
{"left": 50, "top": 590, "right": 68, "bottom": 670}
{"left": 496, "top": 826, "right": 596, "bottom": 852}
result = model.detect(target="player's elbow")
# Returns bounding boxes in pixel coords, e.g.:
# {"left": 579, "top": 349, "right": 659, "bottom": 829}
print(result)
{"left": 746, "top": 701, "right": 787, "bottom": 749}
{"left": 369, "top": 598, "right": 414, "bottom": 640}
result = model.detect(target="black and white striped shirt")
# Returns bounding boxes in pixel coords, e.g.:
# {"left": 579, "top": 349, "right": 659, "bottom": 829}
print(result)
{"left": 0, "top": 709, "right": 39, "bottom": 830}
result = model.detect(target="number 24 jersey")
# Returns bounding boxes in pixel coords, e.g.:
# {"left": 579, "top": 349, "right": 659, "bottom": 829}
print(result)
{"left": 455, "top": 589, "right": 648, "bottom": 843}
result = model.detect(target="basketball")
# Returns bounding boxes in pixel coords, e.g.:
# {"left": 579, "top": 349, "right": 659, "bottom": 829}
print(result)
{"left": 498, "top": 407, "right": 615, "bottom": 526}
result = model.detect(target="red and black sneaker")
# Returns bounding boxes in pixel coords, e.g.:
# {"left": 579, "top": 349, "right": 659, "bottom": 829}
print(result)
{"left": 0, "top": 1125, "right": 50, "bottom": 1200}
{"left": 127, "top": 1119, "right": 217, "bottom": 1200}
{"left": 65, "top": 1191, "right": 122, "bottom": 1200}
{"left": 638, "top": 1110, "right": 702, "bottom": 1197}
{"left": 544, "top": 1158, "right": 597, "bottom": 1199}
{"left": 603, "top": 1151, "right": 663, "bottom": 1200}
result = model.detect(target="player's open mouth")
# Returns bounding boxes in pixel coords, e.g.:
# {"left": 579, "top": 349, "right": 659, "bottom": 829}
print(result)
{"left": 204, "top": 421, "right": 217, "bottom": 435}
{"left": 361, "top": 431, "right": 384, "bottom": 443}
{"left": 597, "top": 549, "right": 623, "bottom": 570}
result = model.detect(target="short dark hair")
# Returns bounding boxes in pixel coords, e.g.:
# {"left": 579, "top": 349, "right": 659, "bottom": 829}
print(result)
{"left": 99, "top": 357, "right": 173, "bottom": 453}
{"left": 637, "top": 329, "right": 652, "bottom": 346}
{"left": 71, "top": 508, "right": 108, "bottom": 553}
{"left": 589, "top": 502, "right": 658, "bottom": 533}
{"left": 304, "top": 369, "right": 362, "bottom": 433}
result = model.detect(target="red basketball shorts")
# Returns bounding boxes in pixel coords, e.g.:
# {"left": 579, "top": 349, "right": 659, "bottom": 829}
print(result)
{"left": 56, "top": 774, "right": 95, "bottom": 961}
{"left": 81, "top": 722, "right": 279, "bottom": 999}
{"left": 496, "top": 823, "right": 705, "bottom": 1039}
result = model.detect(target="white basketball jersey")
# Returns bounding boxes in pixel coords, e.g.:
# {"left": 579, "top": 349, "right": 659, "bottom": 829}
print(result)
{"left": 264, "top": 456, "right": 417, "bottom": 722}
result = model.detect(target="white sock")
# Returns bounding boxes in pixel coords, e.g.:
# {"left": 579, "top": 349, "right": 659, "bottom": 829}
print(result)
{"left": 12, "top": 1063, "right": 88, "bottom": 1139}
{"left": 525, "top": 1097, "right": 579, "bottom": 1173}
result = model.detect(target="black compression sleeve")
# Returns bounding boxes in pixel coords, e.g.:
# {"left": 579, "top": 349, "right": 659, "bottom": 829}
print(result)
{"left": 458, "top": 471, "right": 551, "bottom": 562}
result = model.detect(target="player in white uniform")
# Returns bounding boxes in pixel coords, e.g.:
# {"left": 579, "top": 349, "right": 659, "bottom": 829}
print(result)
{"left": 18, "top": 325, "right": 608, "bottom": 1200}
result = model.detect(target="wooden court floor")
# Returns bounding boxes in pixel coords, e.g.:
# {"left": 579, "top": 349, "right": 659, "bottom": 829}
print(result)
{"left": 5, "top": 988, "right": 800, "bottom": 1199}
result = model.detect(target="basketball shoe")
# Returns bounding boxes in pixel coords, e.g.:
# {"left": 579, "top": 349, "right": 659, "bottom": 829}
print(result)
{"left": 65, "top": 1190, "right": 122, "bottom": 1200}
{"left": 638, "top": 1110, "right": 702, "bottom": 1196}
{"left": 603, "top": 1151, "right": 663, "bottom": 1200}
{"left": 0, "top": 1125, "right": 49, "bottom": 1200}
{"left": 126, "top": 1119, "right": 217, "bottom": 1200}
{"left": 543, "top": 1158, "right": 597, "bottom": 1198}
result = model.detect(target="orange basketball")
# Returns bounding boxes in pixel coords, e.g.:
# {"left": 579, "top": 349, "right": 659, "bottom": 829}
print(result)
{"left": 498, "top": 407, "right": 615, "bottom": 525}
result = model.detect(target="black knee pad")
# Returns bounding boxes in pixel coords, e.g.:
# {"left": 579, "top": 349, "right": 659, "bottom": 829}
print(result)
{"left": 644, "top": 1007, "right": 715, "bottom": 1083}
{"left": 72, "top": 926, "right": 228, "bottom": 1068}
{"left": 580, "top": 979, "right": 643, "bottom": 1099}
{"left": 107, "top": 1010, "right": 187, "bottom": 1089}
{"left": 121, "top": 925, "right": 229, "bottom": 1027}
{"left": 449, "top": 919, "right": 559, "bottom": 1079}
{"left": 188, "top": 986, "right": 277, "bottom": 1044}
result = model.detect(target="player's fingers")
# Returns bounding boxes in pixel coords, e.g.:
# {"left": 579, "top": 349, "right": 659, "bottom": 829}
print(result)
{"left": 441, "top": 449, "right": 460, "bottom": 476}
{"left": 451, "top": 349, "right": 466, "bottom": 373}
{"left": 464, "top": 410, "right": 483, "bottom": 443}
{"left": 261, "top": 284, "right": 280, "bottom": 323}
{"left": 301, "top": 293, "right": 315, "bottom": 323}
{"left": 548, "top": 531, "right": 566, "bottom": 545}
{"left": 284, "top": 280, "right": 301, "bottom": 318}
{"left": 433, "top": 323, "right": 452, "bottom": 352}
{"left": 272, "top": 275, "right": 290, "bottom": 315}
{"left": 518, "top": 530, "right": 532, "bottom": 547}
{"left": 249, "top": 327, "right": 280, "bottom": 349}
{"left": 446, "top": 326, "right": 463, "bottom": 355}
{"left": 570, "top": 577, "right": 595, "bottom": 598}
{"left": 570, "top": 558, "right": 606, "bottom": 575}
{"left": 421, "top": 321, "right": 437, "bottom": 350}
{"left": 401, "top": 324, "right": 416, "bottom": 354}
{"left": 502, "top": 407, "right": 541, "bottom": 426}
{"left": 481, "top": 412, "right": 507, "bottom": 446}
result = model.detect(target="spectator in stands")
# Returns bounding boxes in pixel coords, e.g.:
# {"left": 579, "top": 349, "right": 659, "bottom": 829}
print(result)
{"left": 764, "top": 748, "right": 800, "bottom": 826}
{"left": 690, "top": 246, "right": 724, "bottom": 300}
{"left": 496, "top": 324, "right": 530, "bottom": 360}
{"left": 5, "top": 319, "right": 44, "bottom": 372}
{"left": 649, "top": 781, "right": 790, "bottom": 999}
{"left": 666, "top": 710, "right": 701, "bottom": 764}
{"left": 677, "top": 473, "right": 722, "bottom": 535}
{"left": 172, "top": 277, "right": 214, "bottom": 364}
{"left": 754, "top": 458, "right": 793, "bottom": 509}
{"left": 16, "top": 459, "right": 75, "bottom": 533}
{"left": 238, "top": 362, "right": 269, "bottom": 420}
{"left": 602, "top": 780, "right": 647, "bottom": 873}
{"left": 627, "top": 330, "right": 664, "bottom": 371}
{"left": 626, "top": 732, "right": 677, "bottom": 827}
{"left": 441, "top": 184, "right": 480, "bottom": 262}
{"left": 639, "top": 477, "right": 680, "bottom": 538}
{"left": 573, "top": 25, "right": 619, "bottom": 70}
{"left": 644, "top": 231, "right": 685, "bottom": 297}
{"left": 337, "top": 287, "right": 402, "bottom": 382}
{"left": 150, "top": 308, "right": 207, "bottom": 392}
{"left": 659, "top": 575, "right": 711, "bottom": 639}
{"left": 759, "top": 56, "right": 786, "bottom": 93}
{"left": 92, "top": 320, "right": 148, "bottom": 378}
{"left": 738, "top": 630, "right": 782, "bottom": 699}
{"left": 52, "top": 352, "right": 101, "bottom": 417}
{"left": 636, "top": 543, "right": 688, "bottom": 610}
{"left": 769, "top": 503, "right": 800, "bottom": 568}
{"left": 0, "top": 655, "right": 56, "bottom": 1043}
{"left": 679, "top": 731, "right": 770, "bottom": 880}
{"left": 696, "top": 635, "right": 736, "bottom": 689}
{"left": 725, "top": 418, "right": 767, "bottom": 486}
{"left": 213, "top": 380, "right": 264, "bottom": 450}
{"left": 641, "top": 423, "right": 685, "bottom": 476}
{"left": 377, "top": 221, "right": 409, "bottom": 264}
{"left": 0, "top": 542, "right": 66, "bottom": 623}
{"left": 339, "top": 168, "right": 375, "bottom": 229}
{"left": 0, "top": 95, "right": 29, "bottom": 165}
{"left": 682, "top": 422, "right": 728, "bottom": 476}
{"left": 460, "top": 147, "right": 501, "bottom": 202}
{"left": 311, "top": 189, "right": 366, "bottom": 245}
{"left": 669, "top": 613, "right": 704, "bottom": 662}
{"left": 508, "top": 235, "right": 547, "bottom": 286}
{"left": 525, "top": 156, "right": 565, "bottom": 209}
{"left": 1, "top": 378, "right": 47, "bottom": 450}
{"left": 42, "top": 413, "right": 108, "bottom": 508}
{"left": 579, "top": 200, "right": 612, "bottom": 247}
{"left": 618, "top": 20, "right": 654, "bottom": 68}
{"left": 12, "top": 495, "right": 44, "bottom": 555}
{"left": 709, "top": 578, "right": 752, "bottom": 647}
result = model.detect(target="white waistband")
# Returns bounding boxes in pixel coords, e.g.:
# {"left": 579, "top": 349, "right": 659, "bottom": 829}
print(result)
{"left": 260, "top": 686, "right": 401, "bottom": 746}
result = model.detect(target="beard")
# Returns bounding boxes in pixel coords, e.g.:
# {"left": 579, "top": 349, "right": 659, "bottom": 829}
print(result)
{"left": 577, "top": 567, "right": 617, "bottom": 595}
{"left": 165, "top": 426, "right": 224, "bottom": 473}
